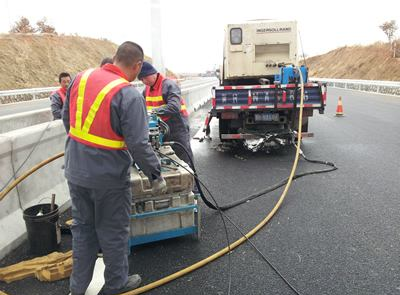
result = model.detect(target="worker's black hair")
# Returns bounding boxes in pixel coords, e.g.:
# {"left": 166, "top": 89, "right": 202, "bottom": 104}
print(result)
{"left": 100, "top": 57, "right": 113, "bottom": 67}
{"left": 114, "top": 41, "right": 144, "bottom": 67}
{"left": 59, "top": 72, "right": 71, "bottom": 83}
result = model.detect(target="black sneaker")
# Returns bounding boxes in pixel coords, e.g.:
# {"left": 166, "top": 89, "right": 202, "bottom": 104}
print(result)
{"left": 97, "top": 274, "right": 142, "bottom": 295}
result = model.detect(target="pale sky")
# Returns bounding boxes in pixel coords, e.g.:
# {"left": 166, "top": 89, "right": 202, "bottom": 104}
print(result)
{"left": 0, "top": 0, "right": 399, "bottom": 73}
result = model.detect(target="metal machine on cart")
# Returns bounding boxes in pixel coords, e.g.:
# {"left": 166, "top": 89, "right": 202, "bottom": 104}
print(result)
{"left": 128, "top": 114, "right": 200, "bottom": 248}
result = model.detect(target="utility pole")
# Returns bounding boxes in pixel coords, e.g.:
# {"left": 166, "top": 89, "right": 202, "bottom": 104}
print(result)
{"left": 151, "top": 0, "right": 165, "bottom": 75}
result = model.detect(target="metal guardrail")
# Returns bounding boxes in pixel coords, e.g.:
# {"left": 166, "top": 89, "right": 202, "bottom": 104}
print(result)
{"left": 0, "top": 81, "right": 144, "bottom": 104}
{"left": 311, "top": 78, "right": 400, "bottom": 96}
{"left": 0, "top": 78, "right": 218, "bottom": 133}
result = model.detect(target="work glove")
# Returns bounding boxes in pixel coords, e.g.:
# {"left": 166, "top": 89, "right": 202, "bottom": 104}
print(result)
{"left": 151, "top": 176, "right": 167, "bottom": 196}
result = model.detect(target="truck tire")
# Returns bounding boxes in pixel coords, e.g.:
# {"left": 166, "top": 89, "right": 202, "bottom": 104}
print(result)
{"left": 219, "top": 119, "right": 229, "bottom": 141}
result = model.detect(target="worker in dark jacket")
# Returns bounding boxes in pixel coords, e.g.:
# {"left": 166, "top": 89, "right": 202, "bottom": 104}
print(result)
{"left": 50, "top": 72, "right": 71, "bottom": 120}
{"left": 100, "top": 57, "right": 113, "bottom": 67}
{"left": 63, "top": 42, "right": 167, "bottom": 295}
{"left": 139, "top": 62, "right": 194, "bottom": 165}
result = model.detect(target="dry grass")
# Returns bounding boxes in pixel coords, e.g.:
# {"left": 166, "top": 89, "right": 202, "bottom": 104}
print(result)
{"left": 0, "top": 34, "right": 176, "bottom": 90}
{"left": 0, "top": 34, "right": 119, "bottom": 90}
{"left": 306, "top": 42, "right": 400, "bottom": 81}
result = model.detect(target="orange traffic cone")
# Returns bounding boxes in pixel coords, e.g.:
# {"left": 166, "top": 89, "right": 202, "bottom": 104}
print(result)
{"left": 336, "top": 96, "right": 344, "bottom": 116}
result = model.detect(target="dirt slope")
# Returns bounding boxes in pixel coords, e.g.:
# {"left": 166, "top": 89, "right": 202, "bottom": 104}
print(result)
{"left": 0, "top": 34, "right": 120, "bottom": 90}
{"left": 0, "top": 34, "right": 176, "bottom": 91}
{"left": 306, "top": 42, "right": 400, "bottom": 81}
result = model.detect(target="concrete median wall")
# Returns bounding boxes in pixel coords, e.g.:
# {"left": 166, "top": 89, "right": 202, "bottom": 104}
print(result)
{"left": 0, "top": 79, "right": 218, "bottom": 134}
{"left": 182, "top": 79, "right": 218, "bottom": 112}
{"left": 311, "top": 78, "right": 400, "bottom": 97}
{"left": 0, "top": 108, "right": 52, "bottom": 134}
{"left": 0, "top": 121, "right": 68, "bottom": 260}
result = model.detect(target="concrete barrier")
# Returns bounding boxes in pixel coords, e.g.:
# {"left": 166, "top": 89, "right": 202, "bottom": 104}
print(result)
{"left": 0, "top": 78, "right": 218, "bottom": 133}
{"left": 0, "top": 108, "right": 52, "bottom": 134}
{"left": 0, "top": 121, "right": 68, "bottom": 260}
{"left": 182, "top": 78, "right": 218, "bottom": 112}
{"left": 311, "top": 78, "right": 400, "bottom": 97}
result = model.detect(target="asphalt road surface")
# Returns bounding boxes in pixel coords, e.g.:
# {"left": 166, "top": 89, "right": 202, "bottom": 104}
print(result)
{"left": 1, "top": 87, "right": 399, "bottom": 295}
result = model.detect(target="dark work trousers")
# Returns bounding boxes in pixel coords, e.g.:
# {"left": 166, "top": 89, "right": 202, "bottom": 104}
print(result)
{"left": 68, "top": 182, "right": 131, "bottom": 294}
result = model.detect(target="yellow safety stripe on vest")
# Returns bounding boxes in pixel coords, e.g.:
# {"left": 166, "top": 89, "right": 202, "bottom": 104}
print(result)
{"left": 69, "top": 127, "right": 126, "bottom": 149}
{"left": 181, "top": 104, "right": 187, "bottom": 111}
{"left": 146, "top": 96, "right": 164, "bottom": 102}
{"left": 146, "top": 104, "right": 166, "bottom": 111}
{"left": 76, "top": 69, "right": 95, "bottom": 130}
{"left": 82, "top": 78, "right": 127, "bottom": 134}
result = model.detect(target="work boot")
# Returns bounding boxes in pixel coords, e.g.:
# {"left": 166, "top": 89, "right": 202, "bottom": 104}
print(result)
{"left": 97, "top": 274, "right": 142, "bottom": 295}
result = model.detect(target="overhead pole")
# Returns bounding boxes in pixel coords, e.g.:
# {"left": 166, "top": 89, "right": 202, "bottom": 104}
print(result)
{"left": 151, "top": 0, "right": 166, "bottom": 75}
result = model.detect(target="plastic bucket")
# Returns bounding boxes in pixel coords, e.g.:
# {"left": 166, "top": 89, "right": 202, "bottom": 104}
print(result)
{"left": 23, "top": 203, "right": 60, "bottom": 255}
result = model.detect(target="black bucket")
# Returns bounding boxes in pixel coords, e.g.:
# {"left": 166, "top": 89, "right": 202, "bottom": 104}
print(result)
{"left": 23, "top": 203, "right": 60, "bottom": 255}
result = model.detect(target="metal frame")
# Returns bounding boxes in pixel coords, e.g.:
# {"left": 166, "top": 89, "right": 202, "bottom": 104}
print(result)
{"left": 129, "top": 199, "right": 200, "bottom": 248}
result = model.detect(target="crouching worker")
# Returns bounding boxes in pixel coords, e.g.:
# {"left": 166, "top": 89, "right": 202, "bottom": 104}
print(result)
{"left": 139, "top": 62, "right": 194, "bottom": 167}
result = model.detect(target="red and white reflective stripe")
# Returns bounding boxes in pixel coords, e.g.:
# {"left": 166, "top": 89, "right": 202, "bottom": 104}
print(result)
{"left": 297, "top": 104, "right": 321, "bottom": 107}
{"left": 248, "top": 90, "right": 252, "bottom": 105}
{"left": 282, "top": 91, "right": 287, "bottom": 103}
{"left": 252, "top": 105, "right": 274, "bottom": 109}
{"left": 216, "top": 83, "right": 320, "bottom": 91}
{"left": 323, "top": 91, "right": 327, "bottom": 104}
{"left": 222, "top": 134, "right": 243, "bottom": 139}
{"left": 277, "top": 103, "right": 293, "bottom": 108}
{"left": 216, "top": 104, "right": 320, "bottom": 110}
{"left": 204, "top": 115, "right": 210, "bottom": 126}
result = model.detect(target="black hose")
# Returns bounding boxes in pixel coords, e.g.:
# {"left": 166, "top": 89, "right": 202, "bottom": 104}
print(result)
{"left": 156, "top": 146, "right": 233, "bottom": 294}
{"left": 163, "top": 141, "right": 218, "bottom": 210}
{"left": 220, "top": 151, "right": 337, "bottom": 210}
{"left": 158, "top": 119, "right": 170, "bottom": 137}
{"left": 158, "top": 145, "right": 303, "bottom": 295}
{"left": 165, "top": 141, "right": 337, "bottom": 212}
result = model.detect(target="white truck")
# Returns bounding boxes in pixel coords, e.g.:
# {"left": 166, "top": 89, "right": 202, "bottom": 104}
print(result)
{"left": 204, "top": 20, "right": 326, "bottom": 151}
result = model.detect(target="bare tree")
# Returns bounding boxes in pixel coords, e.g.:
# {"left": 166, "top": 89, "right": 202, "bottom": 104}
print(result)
{"left": 9, "top": 16, "right": 36, "bottom": 33}
{"left": 379, "top": 20, "right": 398, "bottom": 44}
{"left": 36, "top": 17, "right": 57, "bottom": 34}
{"left": 379, "top": 20, "right": 398, "bottom": 57}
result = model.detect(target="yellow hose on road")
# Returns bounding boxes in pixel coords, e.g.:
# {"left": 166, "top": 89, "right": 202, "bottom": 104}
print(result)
{"left": 122, "top": 71, "right": 306, "bottom": 295}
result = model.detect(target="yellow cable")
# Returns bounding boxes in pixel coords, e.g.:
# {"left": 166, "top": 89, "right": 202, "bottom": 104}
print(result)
{"left": 121, "top": 70, "right": 306, "bottom": 295}
{"left": 0, "top": 152, "right": 64, "bottom": 202}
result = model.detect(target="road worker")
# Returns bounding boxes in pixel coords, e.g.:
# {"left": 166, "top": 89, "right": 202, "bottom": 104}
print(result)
{"left": 138, "top": 61, "right": 194, "bottom": 166}
{"left": 50, "top": 72, "right": 71, "bottom": 120}
{"left": 100, "top": 57, "right": 113, "bottom": 67}
{"left": 62, "top": 41, "right": 167, "bottom": 295}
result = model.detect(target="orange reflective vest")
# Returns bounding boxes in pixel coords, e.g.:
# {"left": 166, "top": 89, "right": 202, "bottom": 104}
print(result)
{"left": 68, "top": 65, "right": 130, "bottom": 150}
{"left": 144, "top": 74, "right": 189, "bottom": 121}
{"left": 51, "top": 87, "right": 66, "bottom": 104}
